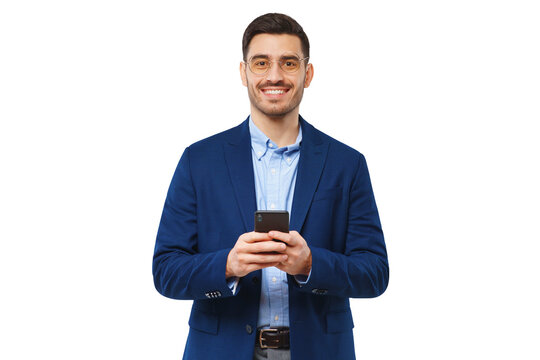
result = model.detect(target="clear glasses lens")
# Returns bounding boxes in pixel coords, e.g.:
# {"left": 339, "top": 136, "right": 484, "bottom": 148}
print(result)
{"left": 248, "top": 57, "right": 302, "bottom": 74}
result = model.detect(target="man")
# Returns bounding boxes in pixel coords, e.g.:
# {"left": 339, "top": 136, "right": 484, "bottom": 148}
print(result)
{"left": 153, "top": 13, "right": 389, "bottom": 360}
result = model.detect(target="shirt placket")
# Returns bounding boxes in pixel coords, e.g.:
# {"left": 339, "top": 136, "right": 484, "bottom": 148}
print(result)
{"left": 266, "top": 147, "right": 281, "bottom": 210}
{"left": 266, "top": 146, "right": 284, "bottom": 326}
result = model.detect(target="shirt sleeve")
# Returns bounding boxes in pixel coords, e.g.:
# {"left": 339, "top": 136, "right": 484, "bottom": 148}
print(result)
{"left": 293, "top": 269, "right": 312, "bottom": 287}
{"left": 227, "top": 277, "right": 240, "bottom": 295}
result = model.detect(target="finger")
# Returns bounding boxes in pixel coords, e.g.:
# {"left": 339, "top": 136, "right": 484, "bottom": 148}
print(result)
{"left": 244, "top": 262, "right": 282, "bottom": 273}
{"left": 241, "top": 253, "right": 288, "bottom": 264}
{"left": 284, "top": 230, "right": 304, "bottom": 246}
{"left": 268, "top": 231, "right": 292, "bottom": 245}
{"left": 244, "top": 231, "right": 273, "bottom": 243}
{"left": 248, "top": 240, "right": 287, "bottom": 254}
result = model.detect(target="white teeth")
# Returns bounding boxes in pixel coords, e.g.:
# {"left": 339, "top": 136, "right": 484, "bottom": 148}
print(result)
{"left": 264, "top": 89, "right": 285, "bottom": 94}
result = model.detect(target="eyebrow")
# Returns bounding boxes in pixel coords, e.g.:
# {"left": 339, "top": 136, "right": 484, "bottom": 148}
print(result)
{"left": 250, "top": 54, "right": 301, "bottom": 60}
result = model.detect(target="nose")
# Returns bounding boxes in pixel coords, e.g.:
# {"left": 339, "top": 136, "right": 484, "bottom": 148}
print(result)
{"left": 265, "top": 61, "right": 284, "bottom": 83}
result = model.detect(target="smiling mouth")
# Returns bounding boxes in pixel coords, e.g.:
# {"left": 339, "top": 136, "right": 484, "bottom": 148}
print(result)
{"left": 261, "top": 88, "right": 289, "bottom": 96}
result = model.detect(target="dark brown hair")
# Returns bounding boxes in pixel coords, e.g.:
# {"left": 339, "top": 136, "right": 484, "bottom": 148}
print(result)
{"left": 242, "top": 13, "right": 310, "bottom": 61}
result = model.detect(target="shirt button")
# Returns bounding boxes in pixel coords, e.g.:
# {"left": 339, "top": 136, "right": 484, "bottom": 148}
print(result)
{"left": 270, "top": 203, "right": 276, "bottom": 209}
{"left": 268, "top": 143, "right": 274, "bottom": 148}
{"left": 271, "top": 168, "right": 276, "bottom": 175}
{"left": 257, "top": 151, "right": 262, "bottom": 156}
{"left": 286, "top": 157, "right": 291, "bottom": 162}
{"left": 274, "top": 315, "right": 279, "bottom": 321}
{"left": 246, "top": 324, "right": 253, "bottom": 334}
{"left": 272, "top": 277, "right": 277, "bottom": 283}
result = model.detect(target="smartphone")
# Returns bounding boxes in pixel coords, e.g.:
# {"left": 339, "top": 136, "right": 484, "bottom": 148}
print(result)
{"left": 254, "top": 210, "right": 289, "bottom": 242}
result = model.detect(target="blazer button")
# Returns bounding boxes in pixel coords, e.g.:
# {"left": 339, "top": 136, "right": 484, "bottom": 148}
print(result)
{"left": 252, "top": 277, "right": 259, "bottom": 284}
{"left": 245, "top": 324, "right": 253, "bottom": 334}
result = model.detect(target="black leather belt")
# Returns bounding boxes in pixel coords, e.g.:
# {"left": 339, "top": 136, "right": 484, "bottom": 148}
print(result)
{"left": 256, "top": 327, "right": 290, "bottom": 349}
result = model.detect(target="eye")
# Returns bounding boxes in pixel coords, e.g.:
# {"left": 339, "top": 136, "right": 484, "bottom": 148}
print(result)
{"left": 250, "top": 58, "right": 270, "bottom": 72}
{"left": 282, "top": 59, "right": 299, "bottom": 71}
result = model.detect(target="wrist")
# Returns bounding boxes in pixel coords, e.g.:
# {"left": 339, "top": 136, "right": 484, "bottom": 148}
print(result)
{"left": 225, "top": 251, "right": 234, "bottom": 278}
{"left": 301, "top": 251, "right": 312, "bottom": 276}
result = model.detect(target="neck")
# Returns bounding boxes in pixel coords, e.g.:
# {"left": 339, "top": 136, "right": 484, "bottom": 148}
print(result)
{"left": 250, "top": 108, "right": 300, "bottom": 148}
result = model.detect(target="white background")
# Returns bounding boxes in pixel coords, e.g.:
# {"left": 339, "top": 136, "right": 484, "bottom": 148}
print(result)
{"left": 1, "top": 1, "right": 539, "bottom": 359}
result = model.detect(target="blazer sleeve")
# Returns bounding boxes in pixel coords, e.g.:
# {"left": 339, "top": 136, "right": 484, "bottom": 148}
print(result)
{"left": 152, "top": 147, "right": 235, "bottom": 300}
{"left": 293, "top": 153, "right": 389, "bottom": 298}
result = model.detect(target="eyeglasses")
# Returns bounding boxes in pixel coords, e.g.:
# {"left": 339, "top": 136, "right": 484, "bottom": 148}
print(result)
{"left": 245, "top": 56, "right": 310, "bottom": 75}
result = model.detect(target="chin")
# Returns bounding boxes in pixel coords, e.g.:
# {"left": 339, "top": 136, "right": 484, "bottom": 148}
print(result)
{"left": 260, "top": 107, "right": 295, "bottom": 118}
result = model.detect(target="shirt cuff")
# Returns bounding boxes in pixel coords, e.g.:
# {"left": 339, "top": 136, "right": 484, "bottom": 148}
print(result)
{"left": 226, "top": 277, "right": 239, "bottom": 295}
{"left": 294, "top": 269, "right": 312, "bottom": 287}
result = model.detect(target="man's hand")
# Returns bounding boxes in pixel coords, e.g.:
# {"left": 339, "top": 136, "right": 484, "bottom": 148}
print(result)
{"left": 226, "top": 232, "right": 288, "bottom": 278}
{"left": 270, "top": 230, "right": 312, "bottom": 276}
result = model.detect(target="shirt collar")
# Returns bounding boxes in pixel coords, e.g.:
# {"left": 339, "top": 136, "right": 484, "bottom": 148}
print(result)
{"left": 249, "top": 117, "right": 270, "bottom": 160}
{"left": 248, "top": 116, "right": 303, "bottom": 161}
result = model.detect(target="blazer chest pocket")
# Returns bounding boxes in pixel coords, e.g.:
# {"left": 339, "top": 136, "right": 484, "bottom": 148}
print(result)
{"left": 326, "top": 309, "right": 354, "bottom": 334}
{"left": 313, "top": 187, "right": 342, "bottom": 202}
{"left": 188, "top": 308, "right": 219, "bottom": 335}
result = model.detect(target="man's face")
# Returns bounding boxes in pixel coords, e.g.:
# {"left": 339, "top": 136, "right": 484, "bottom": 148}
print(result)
{"left": 240, "top": 33, "right": 313, "bottom": 118}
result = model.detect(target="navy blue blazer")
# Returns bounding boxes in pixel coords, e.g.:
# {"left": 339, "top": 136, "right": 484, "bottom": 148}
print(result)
{"left": 153, "top": 116, "right": 389, "bottom": 360}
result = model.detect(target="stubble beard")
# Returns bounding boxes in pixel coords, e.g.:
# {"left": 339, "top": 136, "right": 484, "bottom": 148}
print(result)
{"left": 247, "top": 79, "right": 305, "bottom": 119}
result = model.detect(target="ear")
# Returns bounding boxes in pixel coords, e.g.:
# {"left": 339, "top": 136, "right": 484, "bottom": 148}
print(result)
{"left": 304, "top": 63, "right": 314, "bottom": 88}
{"left": 240, "top": 61, "right": 248, "bottom": 87}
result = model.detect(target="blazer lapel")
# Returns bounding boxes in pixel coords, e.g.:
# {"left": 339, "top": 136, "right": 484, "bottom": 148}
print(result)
{"left": 223, "top": 116, "right": 328, "bottom": 234}
{"left": 290, "top": 117, "right": 329, "bottom": 232}
{"left": 223, "top": 119, "right": 257, "bottom": 233}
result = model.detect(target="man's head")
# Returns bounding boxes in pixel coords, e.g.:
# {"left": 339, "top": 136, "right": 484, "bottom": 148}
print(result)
{"left": 240, "top": 13, "right": 314, "bottom": 119}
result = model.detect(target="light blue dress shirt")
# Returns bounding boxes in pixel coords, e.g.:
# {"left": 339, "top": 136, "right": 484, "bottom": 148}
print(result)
{"left": 226, "top": 117, "right": 310, "bottom": 328}
{"left": 249, "top": 118, "right": 302, "bottom": 329}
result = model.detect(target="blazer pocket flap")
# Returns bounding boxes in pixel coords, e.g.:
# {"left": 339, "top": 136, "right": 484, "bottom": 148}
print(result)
{"left": 326, "top": 310, "right": 354, "bottom": 334}
{"left": 188, "top": 309, "right": 219, "bottom": 335}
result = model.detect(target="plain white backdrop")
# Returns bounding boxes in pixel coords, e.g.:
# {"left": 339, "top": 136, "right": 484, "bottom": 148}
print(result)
{"left": 1, "top": 1, "right": 539, "bottom": 359}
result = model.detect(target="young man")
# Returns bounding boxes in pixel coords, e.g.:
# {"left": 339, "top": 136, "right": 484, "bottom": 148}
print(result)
{"left": 153, "top": 13, "right": 389, "bottom": 360}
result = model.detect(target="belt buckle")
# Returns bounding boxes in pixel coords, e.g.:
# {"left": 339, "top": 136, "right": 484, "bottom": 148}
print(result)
{"left": 259, "top": 328, "right": 279, "bottom": 349}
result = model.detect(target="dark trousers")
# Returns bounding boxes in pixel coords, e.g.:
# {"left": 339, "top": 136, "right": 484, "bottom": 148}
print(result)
{"left": 253, "top": 347, "right": 291, "bottom": 360}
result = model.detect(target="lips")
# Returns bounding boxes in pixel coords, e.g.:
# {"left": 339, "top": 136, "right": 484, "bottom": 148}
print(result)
{"left": 261, "top": 88, "right": 289, "bottom": 96}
